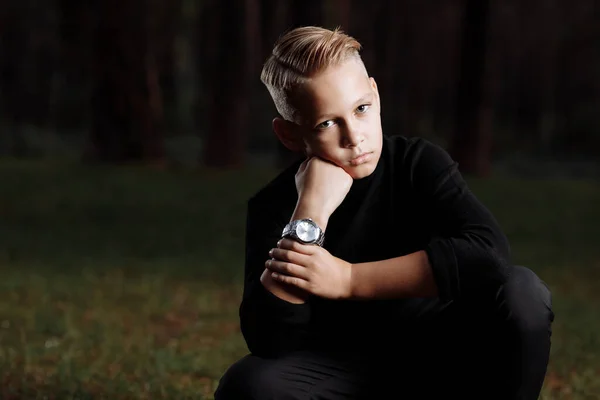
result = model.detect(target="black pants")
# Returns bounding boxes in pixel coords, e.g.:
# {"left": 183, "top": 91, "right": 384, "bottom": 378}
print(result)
{"left": 215, "top": 266, "right": 554, "bottom": 399}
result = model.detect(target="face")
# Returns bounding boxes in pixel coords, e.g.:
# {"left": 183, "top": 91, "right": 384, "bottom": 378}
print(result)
{"left": 274, "top": 57, "right": 383, "bottom": 180}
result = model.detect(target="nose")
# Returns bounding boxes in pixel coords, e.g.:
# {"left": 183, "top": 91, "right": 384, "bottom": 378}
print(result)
{"left": 342, "top": 121, "right": 365, "bottom": 148}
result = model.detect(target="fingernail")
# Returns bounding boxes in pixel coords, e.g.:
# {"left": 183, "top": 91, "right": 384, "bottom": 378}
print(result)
{"left": 268, "top": 249, "right": 273, "bottom": 256}
{"left": 277, "top": 240, "right": 282, "bottom": 247}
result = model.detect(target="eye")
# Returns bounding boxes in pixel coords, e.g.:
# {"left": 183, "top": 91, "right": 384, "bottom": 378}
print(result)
{"left": 356, "top": 104, "right": 371, "bottom": 113}
{"left": 316, "top": 120, "right": 335, "bottom": 130}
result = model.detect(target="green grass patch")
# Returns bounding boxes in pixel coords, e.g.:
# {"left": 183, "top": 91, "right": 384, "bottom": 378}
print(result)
{"left": 0, "top": 159, "right": 599, "bottom": 399}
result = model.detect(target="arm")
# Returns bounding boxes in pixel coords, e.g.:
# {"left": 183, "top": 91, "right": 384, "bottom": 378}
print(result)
{"left": 242, "top": 156, "right": 352, "bottom": 356}
{"left": 239, "top": 200, "right": 312, "bottom": 358}
{"left": 268, "top": 140, "right": 510, "bottom": 302}
{"left": 350, "top": 250, "right": 437, "bottom": 299}
{"left": 259, "top": 201, "right": 330, "bottom": 304}
{"left": 350, "top": 139, "right": 511, "bottom": 300}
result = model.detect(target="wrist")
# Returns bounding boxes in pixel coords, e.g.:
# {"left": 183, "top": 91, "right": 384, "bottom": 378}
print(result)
{"left": 344, "top": 262, "right": 355, "bottom": 300}
{"left": 348, "top": 263, "right": 367, "bottom": 300}
{"left": 291, "top": 203, "right": 331, "bottom": 232}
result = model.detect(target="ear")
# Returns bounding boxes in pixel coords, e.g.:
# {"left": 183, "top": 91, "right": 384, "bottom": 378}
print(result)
{"left": 370, "top": 77, "right": 380, "bottom": 105}
{"left": 273, "top": 117, "right": 304, "bottom": 152}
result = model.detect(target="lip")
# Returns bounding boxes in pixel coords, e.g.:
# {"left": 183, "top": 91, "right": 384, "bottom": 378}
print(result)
{"left": 350, "top": 152, "right": 373, "bottom": 166}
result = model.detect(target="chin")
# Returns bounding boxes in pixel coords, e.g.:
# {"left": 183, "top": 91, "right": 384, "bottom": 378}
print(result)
{"left": 346, "top": 162, "right": 377, "bottom": 180}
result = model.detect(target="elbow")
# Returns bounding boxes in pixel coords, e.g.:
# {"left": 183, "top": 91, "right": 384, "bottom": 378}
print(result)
{"left": 463, "top": 230, "right": 512, "bottom": 288}
{"left": 238, "top": 282, "right": 312, "bottom": 357}
{"left": 483, "top": 244, "right": 511, "bottom": 287}
{"left": 240, "top": 319, "right": 293, "bottom": 358}
{"left": 239, "top": 300, "right": 298, "bottom": 359}
{"left": 243, "top": 335, "right": 269, "bottom": 358}
{"left": 239, "top": 302, "right": 266, "bottom": 357}
{"left": 425, "top": 199, "right": 514, "bottom": 298}
{"left": 489, "top": 228, "right": 511, "bottom": 264}
{"left": 426, "top": 229, "right": 511, "bottom": 300}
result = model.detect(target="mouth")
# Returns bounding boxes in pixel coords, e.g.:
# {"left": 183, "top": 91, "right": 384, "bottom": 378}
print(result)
{"left": 350, "top": 152, "right": 373, "bottom": 166}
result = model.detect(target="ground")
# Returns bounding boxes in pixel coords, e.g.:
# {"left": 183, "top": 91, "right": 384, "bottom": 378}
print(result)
{"left": 0, "top": 160, "right": 598, "bottom": 399}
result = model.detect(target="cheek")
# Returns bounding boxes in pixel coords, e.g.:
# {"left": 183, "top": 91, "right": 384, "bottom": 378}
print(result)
{"left": 365, "top": 113, "right": 382, "bottom": 132}
{"left": 304, "top": 136, "right": 334, "bottom": 155}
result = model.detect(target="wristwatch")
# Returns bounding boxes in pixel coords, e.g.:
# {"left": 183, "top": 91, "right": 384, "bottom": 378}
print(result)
{"left": 282, "top": 218, "right": 325, "bottom": 246}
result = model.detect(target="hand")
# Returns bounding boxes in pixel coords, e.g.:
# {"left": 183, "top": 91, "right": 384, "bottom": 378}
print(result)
{"left": 294, "top": 157, "right": 353, "bottom": 222}
{"left": 265, "top": 238, "right": 352, "bottom": 300}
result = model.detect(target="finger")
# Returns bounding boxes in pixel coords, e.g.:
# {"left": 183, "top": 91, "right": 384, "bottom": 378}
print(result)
{"left": 276, "top": 238, "right": 315, "bottom": 255}
{"left": 270, "top": 248, "right": 306, "bottom": 265}
{"left": 265, "top": 259, "right": 310, "bottom": 281}
{"left": 271, "top": 271, "right": 310, "bottom": 291}
{"left": 270, "top": 247, "right": 311, "bottom": 265}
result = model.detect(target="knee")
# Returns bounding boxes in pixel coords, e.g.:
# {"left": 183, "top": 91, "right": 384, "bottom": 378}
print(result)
{"left": 214, "top": 355, "right": 285, "bottom": 400}
{"left": 496, "top": 265, "right": 554, "bottom": 337}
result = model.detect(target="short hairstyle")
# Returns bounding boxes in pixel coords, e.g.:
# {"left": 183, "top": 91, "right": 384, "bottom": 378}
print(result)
{"left": 260, "top": 26, "right": 363, "bottom": 122}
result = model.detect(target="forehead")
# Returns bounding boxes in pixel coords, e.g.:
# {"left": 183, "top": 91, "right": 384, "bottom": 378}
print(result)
{"left": 290, "top": 58, "right": 372, "bottom": 124}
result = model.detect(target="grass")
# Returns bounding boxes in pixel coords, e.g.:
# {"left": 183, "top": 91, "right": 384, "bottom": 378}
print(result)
{"left": 0, "top": 159, "right": 599, "bottom": 399}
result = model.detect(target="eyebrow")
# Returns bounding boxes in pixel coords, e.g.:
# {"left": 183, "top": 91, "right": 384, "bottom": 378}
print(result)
{"left": 313, "top": 93, "right": 373, "bottom": 124}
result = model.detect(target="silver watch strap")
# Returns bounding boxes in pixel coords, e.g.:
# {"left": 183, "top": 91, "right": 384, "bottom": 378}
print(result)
{"left": 282, "top": 219, "right": 325, "bottom": 246}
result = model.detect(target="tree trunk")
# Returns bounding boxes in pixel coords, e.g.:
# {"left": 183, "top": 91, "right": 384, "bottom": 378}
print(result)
{"left": 199, "top": 0, "right": 253, "bottom": 168}
{"left": 57, "top": 0, "right": 94, "bottom": 132}
{"left": 261, "top": 0, "right": 291, "bottom": 50}
{"left": 153, "top": 0, "right": 182, "bottom": 135}
{"left": 0, "top": 1, "right": 32, "bottom": 156}
{"left": 384, "top": 0, "right": 434, "bottom": 139}
{"left": 449, "top": 0, "right": 493, "bottom": 177}
{"left": 245, "top": 0, "right": 262, "bottom": 79}
{"left": 350, "top": 0, "right": 384, "bottom": 82}
{"left": 85, "top": 0, "right": 165, "bottom": 165}
{"left": 533, "top": 0, "right": 560, "bottom": 154}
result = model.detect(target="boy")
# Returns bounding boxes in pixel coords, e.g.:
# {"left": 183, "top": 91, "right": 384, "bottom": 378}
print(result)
{"left": 215, "top": 26, "right": 554, "bottom": 399}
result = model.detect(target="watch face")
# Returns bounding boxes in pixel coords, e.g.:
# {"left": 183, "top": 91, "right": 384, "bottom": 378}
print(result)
{"left": 296, "top": 220, "right": 319, "bottom": 242}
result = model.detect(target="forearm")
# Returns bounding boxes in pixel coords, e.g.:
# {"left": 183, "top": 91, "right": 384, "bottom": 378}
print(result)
{"left": 259, "top": 200, "right": 332, "bottom": 303}
{"left": 291, "top": 199, "right": 331, "bottom": 231}
{"left": 349, "top": 250, "right": 438, "bottom": 299}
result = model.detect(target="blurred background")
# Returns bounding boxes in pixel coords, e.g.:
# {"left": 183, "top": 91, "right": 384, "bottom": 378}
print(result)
{"left": 0, "top": 0, "right": 599, "bottom": 399}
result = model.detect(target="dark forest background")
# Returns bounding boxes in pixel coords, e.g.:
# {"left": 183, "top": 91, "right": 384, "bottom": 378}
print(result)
{"left": 1, "top": 0, "right": 598, "bottom": 176}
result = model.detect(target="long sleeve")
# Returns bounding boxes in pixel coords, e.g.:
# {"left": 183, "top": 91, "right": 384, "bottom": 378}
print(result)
{"left": 407, "top": 139, "right": 511, "bottom": 300}
{"left": 238, "top": 199, "right": 312, "bottom": 358}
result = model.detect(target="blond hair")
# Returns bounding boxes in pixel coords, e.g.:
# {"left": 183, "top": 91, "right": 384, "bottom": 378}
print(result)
{"left": 261, "top": 26, "right": 363, "bottom": 122}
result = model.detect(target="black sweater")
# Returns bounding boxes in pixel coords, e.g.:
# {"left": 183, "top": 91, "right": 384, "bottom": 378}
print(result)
{"left": 239, "top": 135, "right": 512, "bottom": 358}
